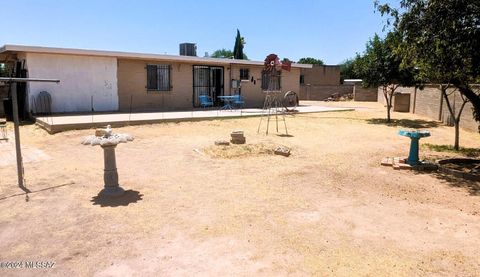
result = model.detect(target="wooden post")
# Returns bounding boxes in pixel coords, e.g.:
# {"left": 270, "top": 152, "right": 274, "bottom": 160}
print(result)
{"left": 438, "top": 84, "right": 444, "bottom": 121}
{"left": 412, "top": 86, "right": 417, "bottom": 114}
{"left": 10, "top": 83, "right": 26, "bottom": 190}
{"left": 0, "top": 77, "right": 60, "bottom": 192}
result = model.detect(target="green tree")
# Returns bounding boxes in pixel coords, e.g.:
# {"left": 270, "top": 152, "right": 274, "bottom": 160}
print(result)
{"left": 210, "top": 49, "right": 233, "bottom": 59}
{"left": 297, "top": 57, "right": 324, "bottom": 65}
{"left": 339, "top": 56, "right": 361, "bottom": 83}
{"left": 233, "top": 29, "right": 246, "bottom": 60}
{"left": 376, "top": 0, "right": 480, "bottom": 149}
{"left": 355, "top": 33, "right": 417, "bottom": 122}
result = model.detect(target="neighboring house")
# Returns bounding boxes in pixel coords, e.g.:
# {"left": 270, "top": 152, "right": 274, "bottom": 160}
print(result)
{"left": 298, "top": 65, "right": 350, "bottom": 100}
{"left": 0, "top": 45, "right": 310, "bottom": 114}
{"left": 298, "top": 66, "right": 377, "bottom": 102}
{"left": 300, "top": 65, "right": 341, "bottom": 86}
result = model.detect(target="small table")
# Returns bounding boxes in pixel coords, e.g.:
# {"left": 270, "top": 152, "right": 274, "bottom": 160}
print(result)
{"left": 398, "top": 130, "right": 431, "bottom": 165}
{"left": 218, "top": 95, "right": 236, "bottom": 110}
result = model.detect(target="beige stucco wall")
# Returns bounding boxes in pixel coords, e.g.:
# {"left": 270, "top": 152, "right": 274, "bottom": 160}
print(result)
{"left": 229, "top": 65, "right": 300, "bottom": 107}
{"left": 118, "top": 59, "right": 193, "bottom": 111}
{"left": 25, "top": 53, "right": 118, "bottom": 113}
{"left": 118, "top": 60, "right": 301, "bottom": 111}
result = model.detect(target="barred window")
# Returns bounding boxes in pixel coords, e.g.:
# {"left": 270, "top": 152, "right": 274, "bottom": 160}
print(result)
{"left": 147, "top": 64, "right": 171, "bottom": 91}
{"left": 261, "top": 70, "right": 281, "bottom": 91}
{"left": 239, "top": 68, "right": 249, "bottom": 80}
{"left": 300, "top": 74, "right": 305, "bottom": 85}
{"left": 0, "top": 63, "right": 7, "bottom": 77}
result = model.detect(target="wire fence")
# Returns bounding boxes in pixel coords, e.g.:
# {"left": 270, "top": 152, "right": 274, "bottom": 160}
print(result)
{"left": 29, "top": 92, "right": 299, "bottom": 128}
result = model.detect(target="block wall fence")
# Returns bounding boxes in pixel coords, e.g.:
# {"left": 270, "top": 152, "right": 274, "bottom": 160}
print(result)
{"left": 377, "top": 85, "right": 479, "bottom": 133}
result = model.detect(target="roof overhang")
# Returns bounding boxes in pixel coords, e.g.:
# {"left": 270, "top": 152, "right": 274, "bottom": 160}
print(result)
{"left": 0, "top": 44, "right": 312, "bottom": 69}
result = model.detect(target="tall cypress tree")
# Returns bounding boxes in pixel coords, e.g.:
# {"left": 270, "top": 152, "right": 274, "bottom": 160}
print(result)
{"left": 233, "top": 29, "right": 245, "bottom": 60}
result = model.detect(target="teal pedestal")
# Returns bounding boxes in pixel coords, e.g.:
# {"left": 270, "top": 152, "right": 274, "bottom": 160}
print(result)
{"left": 398, "top": 130, "right": 431, "bottom": 166}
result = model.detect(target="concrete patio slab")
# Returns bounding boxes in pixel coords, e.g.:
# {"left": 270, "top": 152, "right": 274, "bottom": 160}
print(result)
{"left": 35, "top": 104, "right": 354, "bottom": 133}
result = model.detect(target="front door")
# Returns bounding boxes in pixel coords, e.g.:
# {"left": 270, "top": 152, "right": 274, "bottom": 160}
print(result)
{"left": 193, "top": 65, "right": 224, "bottom": 107}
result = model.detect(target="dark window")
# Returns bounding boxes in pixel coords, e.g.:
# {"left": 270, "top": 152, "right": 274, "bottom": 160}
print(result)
{"left": 300, "top": 74, "right": 305, "bottom": 85}
{"left": 240, "top": 68, "right": 249, "bottom": 80}
{"left": 261, "top": 70, "right": 281, "bottom": 91}
{"left": 147, "top": 64, "right": 171, "bottom": 91}
{"left": 0, "top": 63, "right": 7, "bottom": 77}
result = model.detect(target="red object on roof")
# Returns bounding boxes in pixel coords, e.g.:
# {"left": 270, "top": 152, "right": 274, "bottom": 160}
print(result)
{"left": 264, "top": 54, "right": 280, "bottom": 72}
{"left": 281, "top": 59, "right": 292, "bottom": 71}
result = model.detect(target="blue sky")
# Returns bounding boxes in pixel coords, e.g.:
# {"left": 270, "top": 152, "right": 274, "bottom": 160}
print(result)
{"left": 0, "top": 0, "right": 391, "bottom": 64}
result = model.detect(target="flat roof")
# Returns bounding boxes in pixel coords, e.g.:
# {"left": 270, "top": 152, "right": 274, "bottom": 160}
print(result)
{"left": 0, "top": 44, "right": 312, "bottom": 69}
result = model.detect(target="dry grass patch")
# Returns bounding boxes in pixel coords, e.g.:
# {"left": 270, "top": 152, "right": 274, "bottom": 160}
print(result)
{"left": 203, "top": 142, "right": 276, "bottom": 159}
{"left": 2, "top": 102, "right": 480, "bottom": 276}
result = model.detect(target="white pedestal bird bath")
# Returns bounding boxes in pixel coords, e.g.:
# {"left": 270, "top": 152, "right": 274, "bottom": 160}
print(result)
{"left": 82, "top": 125, "right": 133, "bottom": 197}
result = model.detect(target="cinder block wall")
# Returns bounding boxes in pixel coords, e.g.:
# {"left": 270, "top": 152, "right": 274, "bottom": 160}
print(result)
{"left": 354, "top": 86, "right": 378, "bottom": 102}
{"left": 299, "top": 85, "right": 353, "bottom": 100}
{"left": 377, "top": 85, "right": 479, "bottom": 132}
{"left": 301, "top": 65, "right": 340, "bottom": 86}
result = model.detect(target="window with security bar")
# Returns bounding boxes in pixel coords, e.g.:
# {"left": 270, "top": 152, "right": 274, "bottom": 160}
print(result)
{"left": 146, "top": 64, "right": 171, "bottom": 91}
{"left": 0, "top": 63, "right": 9, "bottom": 77}
{"left": 239, "top": 68, "right": 249, "bottom": 80}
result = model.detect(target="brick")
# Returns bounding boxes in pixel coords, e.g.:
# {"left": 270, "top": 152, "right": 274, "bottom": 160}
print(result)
{"left": 381, "top": 157, "right": 393, "bottom": 166}
{"left": 398, "top": 163, "right": 412, "bottom": 170}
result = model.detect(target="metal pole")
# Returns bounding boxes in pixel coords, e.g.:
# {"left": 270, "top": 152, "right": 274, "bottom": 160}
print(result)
{"left": 0, "top": 77, "right": 59, "bottom": 83}
{"left": 91, "top": 95, "right": 94, "bottom": 124}
{"left": 128, "top": 95, "right": 133, "bottom": 124}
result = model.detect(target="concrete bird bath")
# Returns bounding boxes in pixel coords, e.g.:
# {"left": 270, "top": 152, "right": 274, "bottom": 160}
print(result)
{"left": 398, "top": 130, "right": 430, "bottom": 165}
{"left": 82, "top": 125, "right": 133, "bottom": 197}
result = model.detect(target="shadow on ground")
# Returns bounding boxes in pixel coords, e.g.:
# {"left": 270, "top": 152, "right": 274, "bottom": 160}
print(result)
{"left": 0, "top": 182, "right": 75, "bottom": 202}
{"left": 414, "top": 171, "right": 480, "bottom": 196}
{"left": 367, "top": 118, "right": 441, "bottom": 128}
{"left": 91, "top": 190, "right": 143, "bottom": 207}
{"left": 424, "top": 143, "right": 480, "bottom": 157}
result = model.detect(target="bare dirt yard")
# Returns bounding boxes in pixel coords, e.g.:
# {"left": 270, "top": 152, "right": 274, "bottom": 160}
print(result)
{"left": 1, "top": 102, "right": 479, "bottom": 276}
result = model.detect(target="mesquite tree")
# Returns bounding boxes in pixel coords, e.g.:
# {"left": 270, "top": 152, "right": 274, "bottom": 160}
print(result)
{"left": 354, "top": 33, "right": 416, "bottom": 122}
{"left": 376, "top": 0, "right": 480, "bottom": 149}
{"left": 439, "top": 85, "right": 471, "bottom": 150}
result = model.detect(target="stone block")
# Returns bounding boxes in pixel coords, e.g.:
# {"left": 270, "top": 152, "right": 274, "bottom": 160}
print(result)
{"left": 231, "top": 138, "right": 246, "bottom": 144}
{"left": 274, "top": 146, "right": 291, "bottom": 157}
{"left": 230, "top": 130, "right": 245, "bottom": 144}
{"left": 215, "top": 140, "right": 230, "bottom": 146}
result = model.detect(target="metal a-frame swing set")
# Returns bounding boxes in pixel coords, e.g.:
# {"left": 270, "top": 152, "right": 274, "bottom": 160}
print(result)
{"left": 0, "top": 76, "right": 59, "bottom": 197}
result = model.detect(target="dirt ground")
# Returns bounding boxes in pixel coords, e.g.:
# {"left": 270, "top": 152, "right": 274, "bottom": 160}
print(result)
{"left": 1, "top": 101, "right": 479, "bottom": 276}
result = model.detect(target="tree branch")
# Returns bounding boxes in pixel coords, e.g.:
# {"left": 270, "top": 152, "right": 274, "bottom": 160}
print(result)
{"left": 441, "top": 87, "right": 455, "bottom": 120}
{"left": 456, "top": 98, "right": 468, "bottom": 123}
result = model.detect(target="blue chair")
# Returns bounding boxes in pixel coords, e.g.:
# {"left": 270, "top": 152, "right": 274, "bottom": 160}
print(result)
{"left": 233, "top": 94, "right": 245, "bottom": 109}
{"left": 199, "top": 95, "right": 214, "bottom": 108}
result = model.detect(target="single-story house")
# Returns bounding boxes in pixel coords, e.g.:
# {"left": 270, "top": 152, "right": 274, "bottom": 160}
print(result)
{"left": 0, "top": 45, "right": 311, "bottom": 114}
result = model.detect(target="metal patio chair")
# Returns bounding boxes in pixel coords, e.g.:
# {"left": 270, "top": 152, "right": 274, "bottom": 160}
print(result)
{"left": 233, "top": 94, "right": 245, "bottom": 109}
{"left": 199, "top": 95, "right": 214, "bottom": 108}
